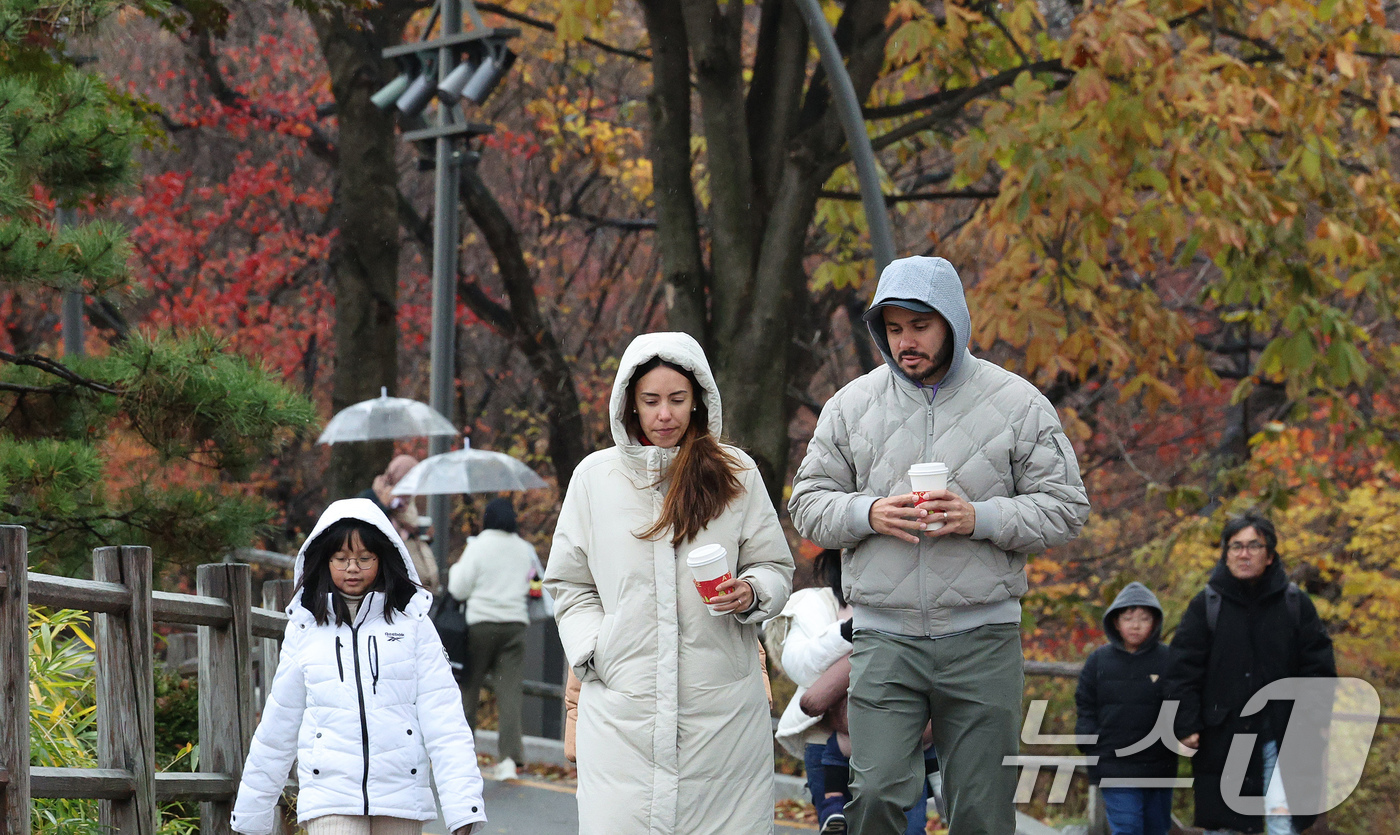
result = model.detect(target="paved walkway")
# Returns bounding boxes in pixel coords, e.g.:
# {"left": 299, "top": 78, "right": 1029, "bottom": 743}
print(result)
{"left": 421, "top": 730, "right": 1059, "bottom": 834}
{"left": 423, "top": 775, "right": 817, "bottom": 834}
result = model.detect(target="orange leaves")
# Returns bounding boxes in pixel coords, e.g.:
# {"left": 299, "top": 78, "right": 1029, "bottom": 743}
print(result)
{"left": 526, "top": 87, "right": 651, "bottom": 203}
{"left": 884, "top": 0, "right": 926, "bottom": 29}
{"left": 885, "top": 15, "right": 939, "bottom": 69}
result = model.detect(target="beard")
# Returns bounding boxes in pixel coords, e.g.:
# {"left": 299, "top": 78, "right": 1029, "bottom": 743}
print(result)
{"left": 899, "top": 337, "right": 954, "bottom": 383}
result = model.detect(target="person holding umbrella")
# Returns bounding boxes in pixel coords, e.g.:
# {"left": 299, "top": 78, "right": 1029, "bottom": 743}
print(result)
{"left": 544, "top": 332, "right": 794, "bottom": 835}
{"left": 362, "top": 454, "right": 439, "bottom": 591}
{"left": 447, "top": 497, "right": 536, "bottom": 781}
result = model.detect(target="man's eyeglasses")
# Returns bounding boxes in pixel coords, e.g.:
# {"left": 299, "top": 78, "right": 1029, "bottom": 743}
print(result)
{"left": 330, "top": 555, "right": 379, "bottom": 569}
{"left": 1227, "top": 541, "right": 1267, "bottom": 555}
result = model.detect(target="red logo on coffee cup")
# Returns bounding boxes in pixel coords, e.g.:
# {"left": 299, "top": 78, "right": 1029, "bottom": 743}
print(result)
{"left": 913, "top": 491, "right": 937, "bottom": 504}
{"left": 694, "top": 571, "right": 734, "bottom": 603}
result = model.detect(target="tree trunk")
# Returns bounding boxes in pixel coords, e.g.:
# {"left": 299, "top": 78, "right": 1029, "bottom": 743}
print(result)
{"left": 313, "top": 3, "right": 417, "bottom": 499}
{"left": 457, "top": 166, "right": 589, "bottom": 489}
{"left": 638, "top": 0, "right": 708, "bottom": 345}
{"left": 641, "top": 0, "right": 893, "bottom": 504}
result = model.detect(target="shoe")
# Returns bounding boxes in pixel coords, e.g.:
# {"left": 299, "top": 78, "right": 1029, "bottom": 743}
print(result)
{"left": 488, "top": 757, "right": 518, "bottom": 781}
{"left": 819, "top": 813, "right": 846, "bottom": 835}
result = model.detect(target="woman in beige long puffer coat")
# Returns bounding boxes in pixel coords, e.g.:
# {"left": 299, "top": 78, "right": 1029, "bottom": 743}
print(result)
{"left": 545, "top": 332, "right": 794, "bottom": 835}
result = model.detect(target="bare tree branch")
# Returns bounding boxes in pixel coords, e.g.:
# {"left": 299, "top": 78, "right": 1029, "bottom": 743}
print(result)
{"left": 819, "top": 188, "right": 999, "bottom": 203}
{"left": 475, "top": 2, "right": 651, "bottom": 63}
{"left": 0, "top": 351, "right": 121, "bottom": 395}
{"left": 863, "top": 59, "right": 1067, "bottom": 120}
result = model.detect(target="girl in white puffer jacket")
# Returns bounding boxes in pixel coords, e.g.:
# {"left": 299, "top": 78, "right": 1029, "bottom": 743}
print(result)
{"left": 232, "top": 499, "right": 486, "bottom": 835}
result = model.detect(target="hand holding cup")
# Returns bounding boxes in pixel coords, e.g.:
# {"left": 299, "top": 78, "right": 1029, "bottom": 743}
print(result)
{"left": 687, "top": 544, "right": 740, "bottom": 616}
{"left": 709, "top": 577, "right": 755, "bottom": 614}
{"left": 908, "top": 463, "right": 950, "bottom": 530}
{"left": 868, "top": 463, "right": 977, "bottom": 541}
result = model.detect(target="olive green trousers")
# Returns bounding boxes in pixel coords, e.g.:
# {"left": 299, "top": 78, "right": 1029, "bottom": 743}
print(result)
{"left": 846, "top": 624, "right": 1024, "bottom": 835}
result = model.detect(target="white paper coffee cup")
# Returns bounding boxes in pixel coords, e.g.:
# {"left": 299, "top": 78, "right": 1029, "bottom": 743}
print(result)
{"left": 686, "top": 544, "right": 733, "bottom": 616}
{"left": 909, "top": 462, "right": 949, "bottom": 530}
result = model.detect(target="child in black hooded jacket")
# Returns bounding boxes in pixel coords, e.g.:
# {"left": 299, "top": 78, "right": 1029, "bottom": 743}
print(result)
{"left": 1076, "top": 581, "right": 1180, "bottom": 835}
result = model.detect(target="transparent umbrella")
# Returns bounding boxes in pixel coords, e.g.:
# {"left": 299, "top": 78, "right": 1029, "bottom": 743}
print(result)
{"left": 390, "top": 441, "right": 548, "bottom": 495}
{"left": 316, "top": 387, "right": 457, "bottom": 444}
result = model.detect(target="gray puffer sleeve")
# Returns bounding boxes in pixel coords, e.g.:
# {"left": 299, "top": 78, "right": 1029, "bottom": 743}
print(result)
{"left": 968, "top": 393, "right": 1089, "bottom": 553}
{"left": 789, "top": 398, "right": 877, "bottom": 549}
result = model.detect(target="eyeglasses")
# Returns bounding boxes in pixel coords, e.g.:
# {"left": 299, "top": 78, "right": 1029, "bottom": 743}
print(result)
{"left": 330, "top": 555, "right": 379, "bottom": 569}
{"left": 1227, "top": 541, "right": 1267, "bottom": 555}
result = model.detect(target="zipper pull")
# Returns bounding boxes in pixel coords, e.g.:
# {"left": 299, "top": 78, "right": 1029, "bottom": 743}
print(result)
{"left": 336, "top": 635, "right": 345, "bottom": 682}
{"left": 369, "top": 635, "right": 380, "bottom": 695}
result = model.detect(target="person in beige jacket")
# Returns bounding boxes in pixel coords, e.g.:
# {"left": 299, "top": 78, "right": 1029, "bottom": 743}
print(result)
{"left": 545, "top": 332, "right": 794, "bottom": 835}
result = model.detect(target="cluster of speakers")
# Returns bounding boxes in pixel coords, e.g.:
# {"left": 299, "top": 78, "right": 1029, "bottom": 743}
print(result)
{"left": 372, "top": 39, "right": 517, "bottom": 117}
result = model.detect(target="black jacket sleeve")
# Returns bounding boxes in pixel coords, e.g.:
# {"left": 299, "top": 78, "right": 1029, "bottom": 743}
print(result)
{"left": 1165, "top": 592, "right": 1210, "bottom": 739}
{"left": 1074, "top": 650, "right": 1100, "bottom": 754}
{"left": 1295, "top": 592, "right": 1336, "bottom": 679}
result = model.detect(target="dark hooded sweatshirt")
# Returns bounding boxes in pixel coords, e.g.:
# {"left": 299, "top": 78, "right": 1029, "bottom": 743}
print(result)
{"left": 1164, "top": 557, "right": 1334, "bottom": 834}
{"left": 1075, "top": 582, "right": 1178, "bottom": 782}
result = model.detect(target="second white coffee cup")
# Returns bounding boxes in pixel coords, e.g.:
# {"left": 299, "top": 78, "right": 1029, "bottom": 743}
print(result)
{"left": 909, "top": 462, "right": 950, "bottom": 531}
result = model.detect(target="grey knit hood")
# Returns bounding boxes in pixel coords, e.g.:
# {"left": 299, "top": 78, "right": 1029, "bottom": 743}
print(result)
{"left": 862, "top": 256, "right": 973, "bottom": 388}
{"left": 1102, "top": 581, "right": 1164, "bottom": 651}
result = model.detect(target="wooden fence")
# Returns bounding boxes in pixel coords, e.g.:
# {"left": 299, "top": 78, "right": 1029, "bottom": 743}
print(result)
{"left": 0, "top": 525, "right": 295, "bottom": 835}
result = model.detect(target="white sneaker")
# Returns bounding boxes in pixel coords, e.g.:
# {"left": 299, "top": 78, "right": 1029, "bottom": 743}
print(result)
{"left": 488, "top": 757, "right": 518, "bottom": 781}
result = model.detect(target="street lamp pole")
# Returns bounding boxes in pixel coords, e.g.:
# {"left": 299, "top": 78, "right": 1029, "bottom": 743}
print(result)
{"left": 792, "top": 0, "right": 896, "bottom": 273}
{"left": 427, "top": 0, "right": 462, "bottom": 578}
{"left": 376, "top": 0, "right": 516, "bottom": 579}
{"left": 57, "top": 207, "right": 84, "bottom": 356}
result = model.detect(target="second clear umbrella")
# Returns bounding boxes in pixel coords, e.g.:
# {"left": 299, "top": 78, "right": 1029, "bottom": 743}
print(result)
{"left": 389, "top": 440, "right": 548, "bottom": 496}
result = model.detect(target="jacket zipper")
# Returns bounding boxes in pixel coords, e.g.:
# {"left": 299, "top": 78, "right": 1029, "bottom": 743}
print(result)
{"left": 922, "top": 389, "right": 936, "bottom": 637}
{"left": 349, "top": 596, "right": 372, "bottom": 815}
{"left": 368, "top": 635, "right": 380, "bottom": 695}
{"left": 335, "top": 636, "right": 345, "bottom": 682}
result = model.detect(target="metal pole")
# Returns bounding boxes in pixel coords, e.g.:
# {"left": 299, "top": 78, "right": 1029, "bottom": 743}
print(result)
{"left": 791, "top": 0, "right": 896, "bottom": 272}
{"left": 428, "top": 0, "right": 463, "bottom": 580}
{"left": 57, "top": 207, "right": 84, "bottom": 356}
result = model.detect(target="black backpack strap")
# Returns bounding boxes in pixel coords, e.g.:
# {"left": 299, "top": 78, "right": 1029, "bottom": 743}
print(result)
{"left": 1206, "top": 582, "right": 1301, "bottom": 633}
{"left": 1205, "top": 585, "right": 1222, "bottom": 632}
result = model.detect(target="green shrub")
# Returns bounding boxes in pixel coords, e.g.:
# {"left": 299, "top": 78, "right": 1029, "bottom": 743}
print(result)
{"left": 28, "top": 607, "right": 200, "bottom": 834}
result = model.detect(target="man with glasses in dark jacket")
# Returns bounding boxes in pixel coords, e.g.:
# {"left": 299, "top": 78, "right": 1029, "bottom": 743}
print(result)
{"left": 1165, "top": 514, "right": 1335, "bottom": 835}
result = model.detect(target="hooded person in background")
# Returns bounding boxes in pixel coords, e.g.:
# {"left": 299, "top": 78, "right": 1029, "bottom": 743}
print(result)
{"left": 545, "top": 331, "right": 794, "bottom": 835}
{"left": 789, "top": 256, "right": 1090, "bottom": 835}
{"left": 448, "top": 497, "right": 536, "bottom": 781}
{"left": 362, "top": 455, "right": 439, "bottom": 591}
{"left": 1075, "top": 582, "right": 1180, "bottom": 835}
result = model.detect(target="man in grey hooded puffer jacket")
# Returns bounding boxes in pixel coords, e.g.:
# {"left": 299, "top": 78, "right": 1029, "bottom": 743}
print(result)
{"left": 790, "top": 256, "right": 1090, "bottom": 835}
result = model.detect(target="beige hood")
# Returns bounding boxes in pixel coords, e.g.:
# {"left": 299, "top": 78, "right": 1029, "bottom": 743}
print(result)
{"left": 608, "top": 332, "right": 723, "bottom": 448}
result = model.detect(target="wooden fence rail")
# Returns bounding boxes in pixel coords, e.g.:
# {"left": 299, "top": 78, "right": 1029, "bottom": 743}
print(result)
{"left": 0, "top": 525, "right": 294, "bottom": 835}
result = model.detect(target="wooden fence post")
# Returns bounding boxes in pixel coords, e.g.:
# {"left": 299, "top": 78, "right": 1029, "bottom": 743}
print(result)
{"left": 260, "top": 580, "right": 295, "bottom": 835}
{"left": 93, "top": 546, "right": 156, "bottom": 835}
{"left": 197, "top": 564, "right": 253, "bottom": 835}
{"left": 258, "top": 581, "right": 294, "bottom": 705}
{"left": 0, "top": 526, "right": 30, "bottom": 835}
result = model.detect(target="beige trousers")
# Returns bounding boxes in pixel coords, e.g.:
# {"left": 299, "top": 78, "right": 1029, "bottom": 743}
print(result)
{"left": 303, "top": 816, "right": 424, "bottom": 835}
